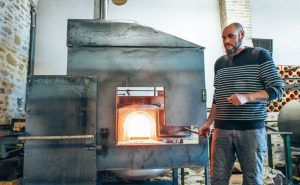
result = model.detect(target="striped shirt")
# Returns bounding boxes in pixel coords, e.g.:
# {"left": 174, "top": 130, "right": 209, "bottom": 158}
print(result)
{"left": 213, "top": 47, "right": 284, "bottom": 130}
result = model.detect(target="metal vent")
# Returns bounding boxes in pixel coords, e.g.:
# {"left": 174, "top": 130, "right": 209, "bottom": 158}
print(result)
{"left": 252, "top": 38, "right": 273, "bottom": 53}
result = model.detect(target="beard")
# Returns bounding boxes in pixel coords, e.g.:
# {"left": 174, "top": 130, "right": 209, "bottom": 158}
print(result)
{"left": 226, "top": 37, "right": 243, "bottom": 55}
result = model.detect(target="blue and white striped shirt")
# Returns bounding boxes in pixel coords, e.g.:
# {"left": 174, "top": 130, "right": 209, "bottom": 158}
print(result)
{"left": 213, "top": 47, "right": 284, "bottom": 130}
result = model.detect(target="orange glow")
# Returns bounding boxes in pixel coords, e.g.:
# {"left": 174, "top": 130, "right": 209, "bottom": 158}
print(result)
{"left": 116, "top": 87, "right": 165, "bottom": 145}
{"left": 116, "top": 104, "right": 160, "bottom": 145}
{"left": 124, "top": 111, "right": 156, "bottom": 141}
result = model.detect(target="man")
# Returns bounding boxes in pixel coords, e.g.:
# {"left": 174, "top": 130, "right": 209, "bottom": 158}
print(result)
{"left": 199, "top": 23, "right": 284, "bottom": 185}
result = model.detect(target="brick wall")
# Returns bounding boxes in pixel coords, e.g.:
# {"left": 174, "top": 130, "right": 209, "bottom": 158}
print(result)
{"left": 219, "top": 0, "right": 253, "bottom": 47}
{"left": 0, "top": 0, "right": 37, "bottom": 124}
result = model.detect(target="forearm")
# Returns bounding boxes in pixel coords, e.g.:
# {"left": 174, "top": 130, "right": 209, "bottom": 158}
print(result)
{"left": 206, "top": 103, "right": 216, "bottom": 125}
{"left": 228, "top": 90, "right": 269, "bottom": 106}
{"left": 246, "top": 90, "right": 269, "bottom": 102}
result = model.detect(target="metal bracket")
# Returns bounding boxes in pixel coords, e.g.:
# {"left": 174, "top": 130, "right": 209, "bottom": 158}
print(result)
{"left": 202, "top": 89, "right": 207, "bottom": 102}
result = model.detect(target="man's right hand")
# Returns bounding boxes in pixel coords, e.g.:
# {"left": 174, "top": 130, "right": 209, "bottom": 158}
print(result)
{"left": 198, "top": 122, "right": 211, "bottom": 138}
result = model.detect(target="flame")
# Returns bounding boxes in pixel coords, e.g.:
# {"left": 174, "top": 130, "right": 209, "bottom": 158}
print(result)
{"left": 124, "top": 111, "right": 156, "bottom": 140}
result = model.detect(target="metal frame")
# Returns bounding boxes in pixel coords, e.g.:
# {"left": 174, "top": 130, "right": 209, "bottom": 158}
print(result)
{"left": 266, "top": 131, "right": 293, "bottom": 184}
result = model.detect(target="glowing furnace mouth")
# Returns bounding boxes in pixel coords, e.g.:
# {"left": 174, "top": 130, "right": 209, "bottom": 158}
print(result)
{"left": 124, "top": 111, "right": 156, "bottom": 141}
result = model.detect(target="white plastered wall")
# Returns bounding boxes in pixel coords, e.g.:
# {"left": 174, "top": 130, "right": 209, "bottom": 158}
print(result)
{"left": 34, "top": 0, "right": 94, "bottom": 75}
{"left": 251, "top": 0, "right": 300, "bottom": 66}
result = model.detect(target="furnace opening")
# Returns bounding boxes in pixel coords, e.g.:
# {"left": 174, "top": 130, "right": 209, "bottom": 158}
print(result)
{"left": 116, "top": 87, "right": 199, "bottom": 145}
{"left": 116, "top": 87, "right": 164, "bottom": 145}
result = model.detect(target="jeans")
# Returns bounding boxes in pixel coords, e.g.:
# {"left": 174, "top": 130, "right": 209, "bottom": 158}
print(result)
{"left": 210, "top": 128, "right": 267, "bottom": 185}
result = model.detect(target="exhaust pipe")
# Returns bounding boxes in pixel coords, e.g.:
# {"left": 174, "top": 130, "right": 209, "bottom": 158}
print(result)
{"left": 95, "top": 0, "right": 108, "bottom": 19}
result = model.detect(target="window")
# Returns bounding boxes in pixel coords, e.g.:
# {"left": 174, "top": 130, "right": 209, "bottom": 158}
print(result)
{"left": 252, "top": 38, "right": 273, "bottom": 54}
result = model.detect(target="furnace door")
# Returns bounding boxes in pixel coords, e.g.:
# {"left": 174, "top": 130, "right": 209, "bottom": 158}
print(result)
{"left": 23, "top": 76, "right": 97, "bottom": 185}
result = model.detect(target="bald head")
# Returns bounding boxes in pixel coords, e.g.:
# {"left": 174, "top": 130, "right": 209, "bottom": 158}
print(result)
{"left": 223, "top": 23, "right": 245, "bottom": 35}
{"left": 231, "top": 23, "right": 244, "bottom": 32}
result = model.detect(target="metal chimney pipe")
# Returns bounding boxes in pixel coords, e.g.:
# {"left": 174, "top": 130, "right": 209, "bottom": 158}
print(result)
{"left": 28, "top": 5, "right": 37, "bottom": 75}
{"left": 99, "top": 0, "right": 108, "bottom": 19}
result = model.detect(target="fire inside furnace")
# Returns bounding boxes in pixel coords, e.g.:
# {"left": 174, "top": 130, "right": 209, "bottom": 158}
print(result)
{"left": 124, "top": 111, "right": 156, "bottom": 141}
{"left": 116, "top": 87, "right": 164, "bottom": 145}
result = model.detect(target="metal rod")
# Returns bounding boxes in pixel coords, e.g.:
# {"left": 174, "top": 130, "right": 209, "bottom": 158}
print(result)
{"left": 205, "top": 134, "right": 211, "bottom": 185}
{"left": 283, "top": 134, "right": 293, "bottom": 184}
{"left": 184, "top": 127, "right": 198, "bottom": 134}
{"left": 18, "top": 135, "right": 94, "bottom": 141}
{"left": 172, "top": 168, "right": 178, "bottom": 185}
{"left": 100, "top": 0, "right": 108, "bottom": 19}
{"left": 97, "top": 171, "right": 103, "bottom": 185}
{"left": 266, "top": 131, "right": 293, "bottom": 135}
{"left": 284, "top": 82, "right": 300, "bottom": 90}
{"left": 265, "top": 123, "right": 278, "bottom": 132}
{"left": 267, "top": 134, "right": 273, "bottom": 168}
{"left": 180, "top": 168, "right": 184, "bottom": 185}
{"left": 117, "top": 89, "right": 161, "bottom": 92}
{"left": 284, "top": 78, "right": 300, "bottom": 80}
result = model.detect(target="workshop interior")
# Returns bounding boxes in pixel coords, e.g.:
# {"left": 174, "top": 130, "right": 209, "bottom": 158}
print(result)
{"left": 0, "top": 0, "right": 300, "bottom": 185}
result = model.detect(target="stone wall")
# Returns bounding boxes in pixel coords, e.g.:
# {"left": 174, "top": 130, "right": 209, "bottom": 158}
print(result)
{"left": 0, "top": 0, "right": 37, "bottom": 124}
